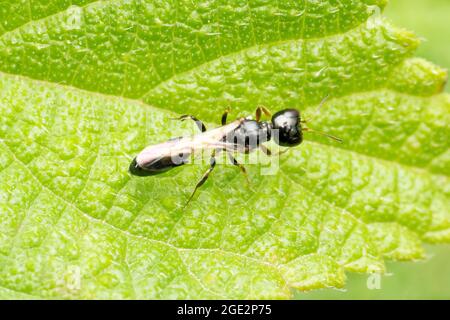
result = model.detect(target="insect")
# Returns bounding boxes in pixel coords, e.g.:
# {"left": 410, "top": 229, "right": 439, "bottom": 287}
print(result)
{"left": 129, "top": 103, "right": 341, "bottom": 205}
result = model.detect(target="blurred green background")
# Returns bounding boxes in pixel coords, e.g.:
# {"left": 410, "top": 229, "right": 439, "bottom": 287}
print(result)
{"left": 296, "top": 0, "right": 450, "bottom": 300}
{"left": 387, "top": 0, "right": 450, "bottom": 94}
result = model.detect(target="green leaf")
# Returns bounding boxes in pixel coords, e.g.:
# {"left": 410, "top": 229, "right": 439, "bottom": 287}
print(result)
{"left": 0, "top": 0, "right": 449, "bottom": 299}
{"left": 386, "top": 0, "right": 450, "bottom": 93}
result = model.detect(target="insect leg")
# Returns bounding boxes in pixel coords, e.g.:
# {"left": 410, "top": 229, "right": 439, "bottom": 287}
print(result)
{"left": 260, "top": 144, "right": 289, "bottom": 156}
{"left": 170, "top": 115, "right": 207, "bottom": 132}
{"left": 221, "top": 108, "right": 231, "bottom": 125}
{"left": 185, "top": 151, "right": 216, "bottom": 207}
{"left": 255, "top": 106, "right": 272, "bottom": 122}
{"left": 259, "top": 144, "right": 272, "bottom": 156}
{"left": 227, "top": 152, "right": 251, "bottom": 185}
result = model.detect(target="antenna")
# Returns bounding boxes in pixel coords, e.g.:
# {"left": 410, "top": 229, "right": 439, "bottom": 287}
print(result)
{"left": 302, "top": 95, "right": 330, "bottom": 123}
{"left": 299, "top": 95, "right": 342, "bottom": 143}
{"left": 303, "top": 127, "right": 343, "bottom": 143}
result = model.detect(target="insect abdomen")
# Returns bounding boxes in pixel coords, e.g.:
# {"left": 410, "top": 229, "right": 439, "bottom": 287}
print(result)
{"left": 129, "top": 154, "right": 188, "bottom": 176}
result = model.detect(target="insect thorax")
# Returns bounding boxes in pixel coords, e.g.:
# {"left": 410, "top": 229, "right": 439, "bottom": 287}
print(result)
{"left": 225, "top": 119, "right": 272, "bottom": 150}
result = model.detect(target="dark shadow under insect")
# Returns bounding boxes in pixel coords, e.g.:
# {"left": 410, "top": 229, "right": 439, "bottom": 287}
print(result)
{"left": 129, "top": 103, "right": 341, "bottom": 206}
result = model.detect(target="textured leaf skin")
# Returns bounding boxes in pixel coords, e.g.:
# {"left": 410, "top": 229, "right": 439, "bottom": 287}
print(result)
{"left": 0, "top": 0, "right": 449, "bottom": 299}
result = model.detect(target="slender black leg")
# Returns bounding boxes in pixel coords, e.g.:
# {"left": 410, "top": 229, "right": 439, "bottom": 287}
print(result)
{"left": 255, "top": 106, "right": 272, "bottom": 122}
{"left": 185, "top": 151, "right": 216, "bottom": 207}
{"left": 221, "top": 108, "right": 230, "bottom": 125}
{"left": 260, "top": 144, "right": 289, "bottom": 156}
{"left": 227, "top": 152, "right": 251, "bottom": 185}
{"left": 259, "top": 144, "right": 272, "bottom": 156}
{"left": 171, "top": 114, "right": 207, "bottom": 132}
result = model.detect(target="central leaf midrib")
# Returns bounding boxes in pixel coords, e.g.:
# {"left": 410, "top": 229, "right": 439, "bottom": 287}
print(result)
{"left": 1, "top": 71, "right": 444, "bottom": 178}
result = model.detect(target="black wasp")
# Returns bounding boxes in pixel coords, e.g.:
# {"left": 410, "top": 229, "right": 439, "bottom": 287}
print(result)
{"left": 129, "top": 104, "right": 341, "bottom": 205}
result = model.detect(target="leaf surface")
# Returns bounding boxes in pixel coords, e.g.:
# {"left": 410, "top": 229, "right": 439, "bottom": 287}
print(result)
{"left": 0, "top": 0, "right": 449, "bottom": 299}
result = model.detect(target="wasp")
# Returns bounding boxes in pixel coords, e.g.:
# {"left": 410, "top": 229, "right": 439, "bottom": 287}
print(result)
{"left": 129, "top": 103, "right": 341, "bottom": 205}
